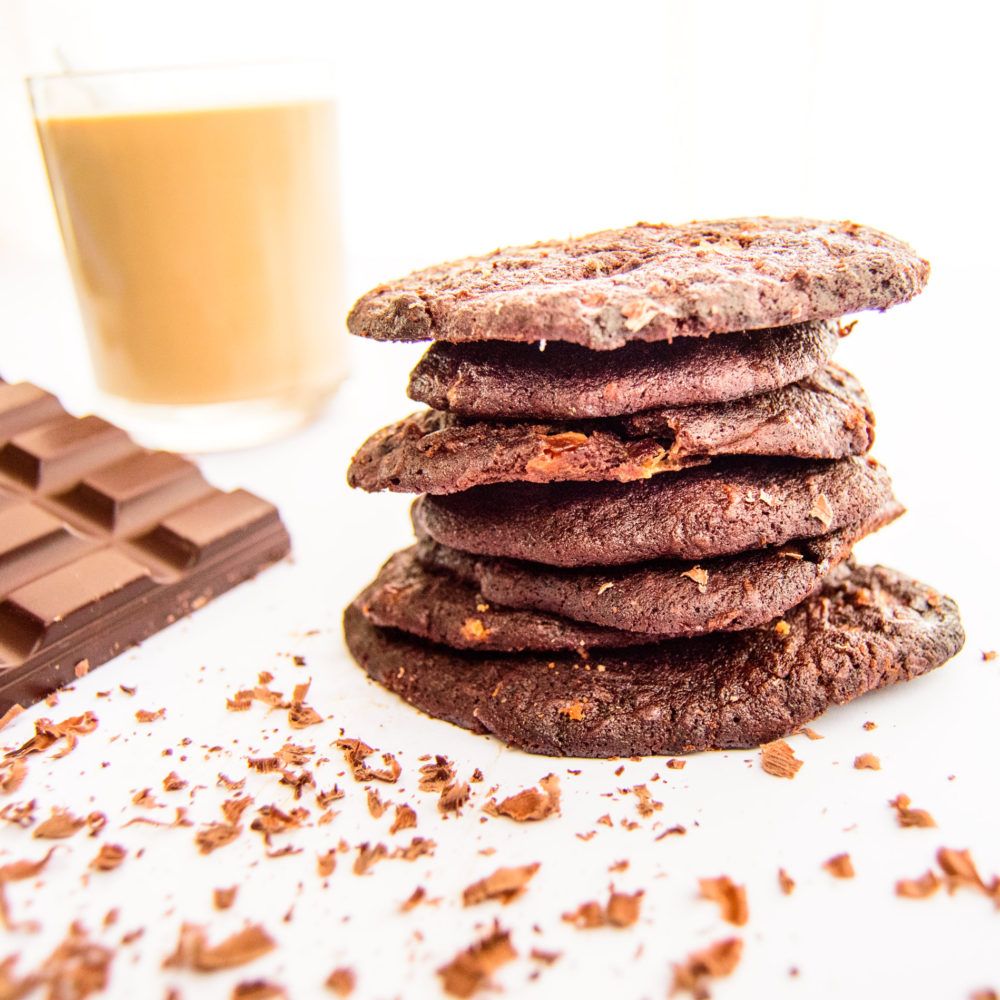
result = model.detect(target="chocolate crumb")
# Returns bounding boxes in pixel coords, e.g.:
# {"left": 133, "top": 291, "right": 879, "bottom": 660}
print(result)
{"left": 89, "top": 844, "right": 126, "bottom": 871}
{"left": 214, "top": 886, "right": 239, "bottom": 910}
{"left": 854, "top": 753, "right": 881, "bottom": 770}
{"left": 484, "top": 774, "right": 560, "bottom": 821}
{"left": 463, "top": 864, "right": 540, "bottom": 906}
{"left": 563, "top": 889, "right": 643, "bottom": 929}
{"left": 760, "top": 740, "right": 802, "bottom": 778}
{"left": 778, "top": 869, "right": 796, "bottom": 895}
{"left": 326, "top": 967, "right": 356, "bottom": 996}
{"left": 164, "top": 923, "right": 276, "bottom": 971}
{"left": 823, "top": 853, "right": 855, "bottom": 878}
{"left": 437, "top": 922, "right": 516, "bottom": 998}
{"left": 889, "top": 793, "right": 936, "bottom": 828}
{"left": 671, "top": 937, "right": 743, "bottom": 997}
{"left": 698, "top": 876, "right": 748, "bottom": 926}
{"left": 895, "top": 871, "right": 941, "bottom": 899}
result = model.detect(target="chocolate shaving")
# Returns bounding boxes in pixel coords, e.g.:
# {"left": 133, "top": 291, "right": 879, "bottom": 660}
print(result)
{"left": 353, "top": 842, "right": 388, "bottom": 875}
{"left": 671, "top": 938, "right": 743, "bottom": 997}
{"left": 0, "top": 704, "right": 24, "bottom": 732}
{"left": 698, "top": 876, "right": 748, "bottom": 926}
{"left": 317, "top": 850, "right": 336, "bottom": 878}
{"left": 895, "top": 871, "right": 941, "bottom": 899}
{"left": 778, "top": 869, "right": 796, "bottom": 895}
{"left": 163, "top": 771, "right": 188, "bottom": 792}
{"left": 439, "top": 782, "right": 470, "bottom": 814}
{"left": 401, "top": 886, "right": 427, "bottom": 911}
{"left": 632, "top": 784, "right": 662, "bottom": 817}
{"left": 390, "top": 803, "right": 417, "bottom": 834}
{"left": 232, "top": 981, "right": 287, "bottom": 1000}
{"left": 484, "top": 774, "right": 560, "bottom": 821}
{"left": 889, "top": 793, "right": 936, "bottom": 828}
{"left": 937, "top": 847, "right": 986, "bottom": 894}
{"left": 195, "top": 823, "right": 242, "bottom": 854}
{"left": 418, "top": 756, "right": 455, "bottom": 792}
{"left": 135, "top": 708, "right": 165, "bottom": 723}
{"left": 89, "top": 844, "right": 127, "bottom": 871}
{"left": 215, "top": 886, "right": 239, "bottom": 909}
{"left": 563, "top": 889, "right": 643, "bottom": 929}
{"left": 326, "top": 967, "right": 356, "bottom": 996}
{"left": 5, "top": 712, "right": 98, "bottom": 760}
{"left": 0, "top": 847, "right": 55, "bottom": 931}
{"left": 760, "top": 740, "right": 802, "bottom": 778}
{"left": 0, "top": 758, "right": 28, "bottom": 795}
{"left": 823, "top": 853, "right": 855, "bottom": 878}
{"left": 437, "top": 922, "right": 516, "bottom": 998}
{"left": 463, "top": 864, "right": 540, "bottom": 906}
{"left": 853, "top": 753, "right": 881, "bottom": 770}
{"left": 336, "top": 739, "right": 401, "bottom": 783}
{"left": 33, "top": 807, "right": 85, "bottom": 839}
{"left": 164, "top": 922, "right": 276, "bottom": 971}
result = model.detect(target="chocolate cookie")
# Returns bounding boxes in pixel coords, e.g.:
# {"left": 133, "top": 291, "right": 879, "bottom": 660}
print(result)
{"left": 353, "top": 548, "right": 666, "bottom": 651}
{"left": 342, "top": 563, "right": 964, "bottom": 757}
{"left": 408, "top": 320, "right": 841, "bottom": 420}
{"left": 349, "top": 365, "right": 873, "bottom": 494}
{"left": 348, "top": 218, "right": 929, "bottom": 350}
{"left": 412, "top": 456, "right": 895, "bottom": 567}
{"left": 413, "top": 500, "right": 901, "bottom": 636}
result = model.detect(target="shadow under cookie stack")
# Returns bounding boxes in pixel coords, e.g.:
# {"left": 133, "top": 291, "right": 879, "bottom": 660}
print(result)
{"left": 344, "top": 218, "right": 964, "bottom": 758}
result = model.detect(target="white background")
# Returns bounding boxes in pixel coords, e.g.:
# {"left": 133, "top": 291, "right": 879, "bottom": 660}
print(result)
{"left": 0, "top": 2, "right": 998, "bottom": 998}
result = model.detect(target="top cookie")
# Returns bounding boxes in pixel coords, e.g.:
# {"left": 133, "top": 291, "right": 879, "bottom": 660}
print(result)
{"left": 348, "top": 218, "right": 929, "bottom": 350}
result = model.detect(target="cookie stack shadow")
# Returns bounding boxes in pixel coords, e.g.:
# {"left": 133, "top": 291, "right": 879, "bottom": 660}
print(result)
{"left": 344, "top": 219, "right": 964, "bottom": 757}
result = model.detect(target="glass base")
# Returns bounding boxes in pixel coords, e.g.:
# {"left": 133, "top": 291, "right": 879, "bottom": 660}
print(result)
{"left": 94, "top": 384, "right": 338, "bottom": 453}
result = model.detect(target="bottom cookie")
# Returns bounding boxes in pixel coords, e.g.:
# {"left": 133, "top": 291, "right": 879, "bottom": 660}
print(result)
{"left": 343, "top": 564, "right": 964, "bottom": 757}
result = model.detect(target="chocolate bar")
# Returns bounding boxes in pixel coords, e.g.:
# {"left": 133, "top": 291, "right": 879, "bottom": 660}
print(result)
{"left": 0, "top": 379, "right": 291, "bottom": 713}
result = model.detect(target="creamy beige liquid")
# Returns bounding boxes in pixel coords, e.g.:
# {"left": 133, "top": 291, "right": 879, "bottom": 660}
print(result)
{"left": 36, "top": 101, "right": 345, "bottom": 405}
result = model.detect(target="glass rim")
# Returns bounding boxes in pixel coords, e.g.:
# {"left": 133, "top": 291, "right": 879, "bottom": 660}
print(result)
{"left": 25, "top": 57, "right": 335, "bottom": 88}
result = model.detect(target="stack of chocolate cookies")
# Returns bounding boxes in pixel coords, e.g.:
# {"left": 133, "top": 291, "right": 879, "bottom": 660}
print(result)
{"left": 344, "top": 219, "right": 964, "bottom": 757}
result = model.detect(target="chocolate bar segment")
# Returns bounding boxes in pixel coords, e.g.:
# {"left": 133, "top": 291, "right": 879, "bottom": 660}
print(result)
{"left": 0, "top": 378, "right": 291, "bottom": 713}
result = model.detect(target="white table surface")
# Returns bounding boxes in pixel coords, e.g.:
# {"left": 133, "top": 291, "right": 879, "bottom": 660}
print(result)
{"left": 0, "top": 256, "right": 998, "bottom": 1000}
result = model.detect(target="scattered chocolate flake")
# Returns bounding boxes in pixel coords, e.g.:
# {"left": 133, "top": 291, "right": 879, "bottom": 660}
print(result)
{"left": 390, "top": 803, "right": 417, "bottom": 834}
{"left": 889, "top": 793, "right": 936, "bottom": 828}
{"left": 393, "top": 836, "right": 436, "bottom": 861}
{"left": 33, "top": 807, "right": 86, "bottom": 839}
{"left": 800, "top": 727, "right": 823, "bottom": 741}
{"left": 418, "top": 756, "right": 455, "bottom": 792}
{"left": 439, "top": 782, "right": 471, "bottom": 814}
{"left": 530, "top": 948, "right": 561, "bottom": 965}
{"left": 288, "top": 703, "right": 322, "bottom": 729}
{"left": 232, "top": 981, "right": 287, "bottom": 1000}
{"left": 326, "top": 967, "right": 356, "bottom": 996}
{"left": 163, "top": 771, "right": 188, "bottom": 791}
{"left": 655, "top": 825, "right": 687, "bottom": 840}
{"left": 353, "top": 842, "right": 388, "bottom": 875}
{"left": 937, "top": 847, "right": 986, "bottom": 894}
{"left": 854, "top": 754, "right": 881, "bottom": 770}
{"left": 597, "top": 814, "right": 613, "bottom": 827}
{"left": 632, "top": 784, "right": 662, "bottom": 817}
{"left": 470, "top": 768, "right": 484, "bottom": 782}
{"left": 401, "top": 885, "right": 427, "bottom": 911}
{"left": 0, "top": 848, "right": 55, "bottom": 931}
{"left": 248, "top": 756, "right": 281, "bottom": 773}
{"left": 223, "top": 796, "right": 254, "bottom": 824}
{"left": 164, "top": 923, "right": 276, "bottom": 971}
{"left": 809, "top": 493, "right": 834, "bottom": 528}
{"left": 665, "top": 758, "right": 686, "bottom": 770}
{"left": 89, "top": 844, "right": 127, "bottom": 871}
{"left": 215, "top": 886, "right": 239, "bottom": 910}
{"left": 0, "top": 758, "right": 28, "bottom": 794}
{"left": 437, "top": 922, "right": 516, "bottom": 998}
{"left": 135, "top": 708, "right": 165, "bottom": 723}
{"left": 250, "top": 804, "right": 308, "bottom": 844}
{"left": 982, "top": 650, "right": 997, "bottom": 662}
{"left": 0, "top": 704, "right": 24, "bottom": 732}
{"left": 463, "top": 864, "right": 540, "bottom": 906}
{"left": 609, "top": 859, "right": 629, "bottom": 873}
{"left": 317, "top": 850, "right": 337, "bottom": 878}
{"left": 336, "top": 739, "right": 401, "bottom": 783}
{"left": 218, "top": 773, "right": 246, "bottom": 792}
{"left": 316, "top": 785, "right": 345, "bottom": 808}
{"left": 823, "top": 853, "right": 855, "bottom": 878}
{"left": 577, "top": 831, "right": 597, "bottom": 841}
{"left": 760, "top": 740, "right": 802, "bottom": 778}
{"left": 680, "top": 565, "right": 709, "bottom": 594}
{"left": 275, "top": 743, "right": 314, "bottom": 767}
{"left": 563, "top": 890, "right": 643, "bottom": 929}
{"left": 970, "top": 991, "right": 999, "bottom": 1000}
{"left": 195, "top": 823, "right": 242, "bottom": 854}
{"left": 895, "top": 871, "right": 941, "bottom": 899}
{"left": 778, "top": 869, "right": 796, "bottom": 895}
{"left": 863, "top": 721, "right": 877, "bottom": 731}
{"left": 367, "top": 789, "right": 387, "bottom": 819}
{"left": 5, "top": 712, "right": 98, "bottom": 760}
{"left": 0, "top": 800, "right": 36, "bottom": 828}
{"left": 484, "top": 774, "right": 560, "bottom": 822}
{"left": 671, "top": 938, "right": 743, "bottom": 998}
{"left": 698, "top": 876, "right": 748, "bottom": 926}
{"left": 2, "top": 922, "right": 113, "bottom": 997}
{"left": 132, "top": 788, "right": 160, "bottom": 809}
